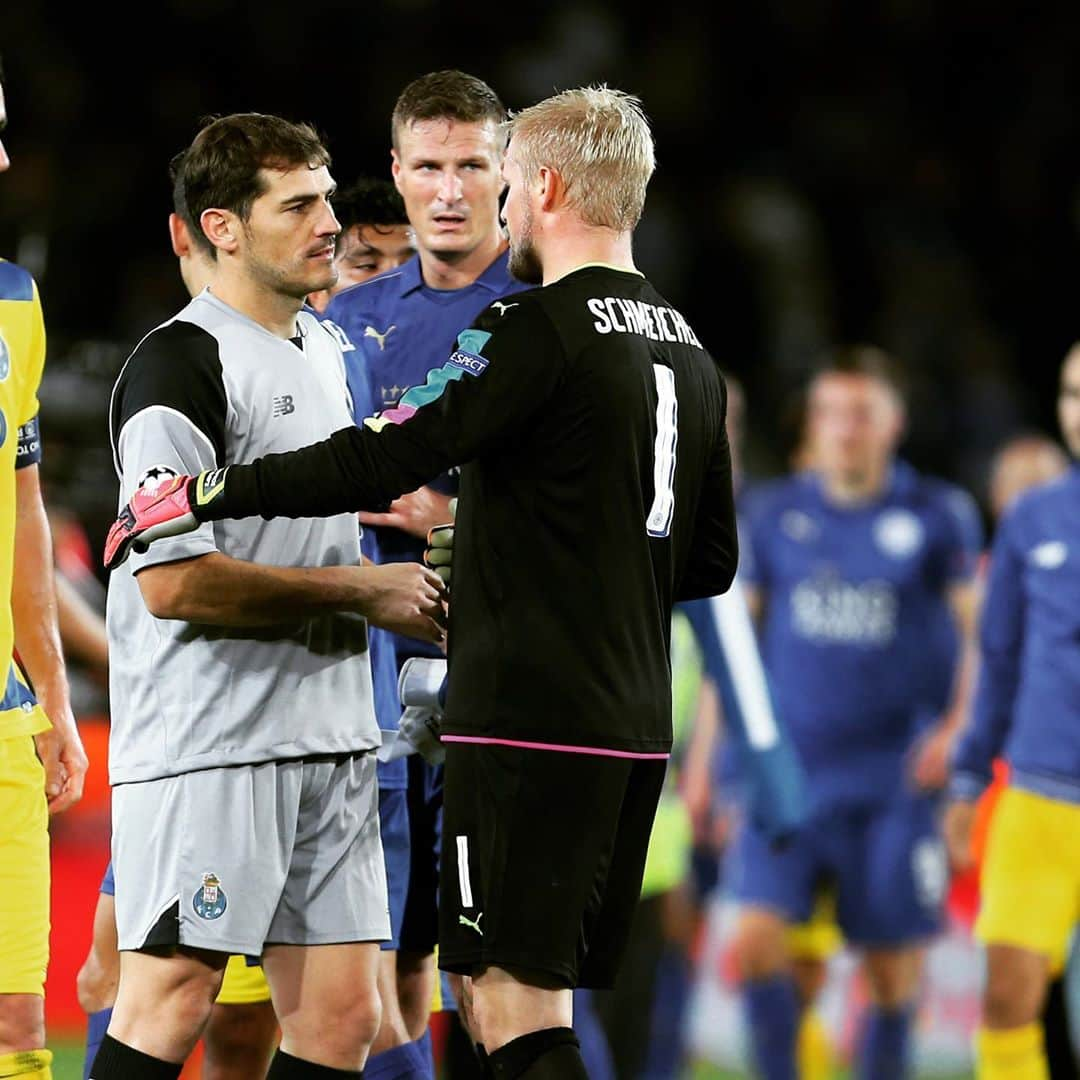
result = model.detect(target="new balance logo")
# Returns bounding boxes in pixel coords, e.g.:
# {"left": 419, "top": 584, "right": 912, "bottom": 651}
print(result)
{"left": 364, "top": 324, "right": 396, "bottom": 350}
{"left": 491, "top": 301, "right": 519, "bottom": 317}
{"left": 458, "top": 912, "right": 483, "bottom": 936}
{"left": 273, "top": 395, "right": 295, "bottom": 417}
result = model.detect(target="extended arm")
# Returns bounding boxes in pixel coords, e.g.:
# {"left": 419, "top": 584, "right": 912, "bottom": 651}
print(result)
{"left": 136, "top": 552, "right": 446, "bottom": 643}
{"left": 55, "top": 573, "right": 109, "bottom": 674}
{"left": 13, "top": 465, "right": 88, "bottom": 813}
{"left": 106, "top": 306, "right": 564, "bottom": 567}
{"left": 910, "top": 580, "right": 981, "bottom": 790}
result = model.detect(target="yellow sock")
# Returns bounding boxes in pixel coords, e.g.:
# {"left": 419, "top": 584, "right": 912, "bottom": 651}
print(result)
{"left": 976, "top": 1024, "right": 1049, "bottom": 1080}
{"left": 796, "top": 1008, "right": 831, "bottom": 1080}
{"left": 0, "top": 1048, "right": 53, "bottom": 1078}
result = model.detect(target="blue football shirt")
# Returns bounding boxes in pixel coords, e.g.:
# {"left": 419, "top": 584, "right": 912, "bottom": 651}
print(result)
{"left": 325, "top": 251, "right": 527, "bottom": 666}
{"left": 317, "top": 310, "right": 406, "bottom": 789}
{"left": 742, "top": 461, "right": 982, "bottom": 809}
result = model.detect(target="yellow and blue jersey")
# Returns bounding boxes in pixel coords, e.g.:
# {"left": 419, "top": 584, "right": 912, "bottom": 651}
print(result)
{"left": 0, "top": 259, "right": 49, "bottom": 740}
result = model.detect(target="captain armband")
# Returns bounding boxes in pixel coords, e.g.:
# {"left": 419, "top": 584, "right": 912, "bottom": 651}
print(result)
{"left": 15, "top": 415, "right": 42, "bottom": 468}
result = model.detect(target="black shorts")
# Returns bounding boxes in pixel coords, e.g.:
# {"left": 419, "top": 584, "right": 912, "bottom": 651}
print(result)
{"left": 398, "top": 754, "right": 443, "bottom": 954}
{"left": 437, "top": 742, "right": 667, "bottom": 989}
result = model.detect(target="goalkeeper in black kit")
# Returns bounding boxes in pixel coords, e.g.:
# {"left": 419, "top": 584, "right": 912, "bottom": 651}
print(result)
{"left": 107, "top": 85, "right": 737, "bottom": 1080}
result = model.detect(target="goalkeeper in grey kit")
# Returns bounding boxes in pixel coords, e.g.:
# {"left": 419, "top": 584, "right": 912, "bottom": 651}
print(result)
{"left": 108, "top": 86, "right": 738, "bottom": 1080}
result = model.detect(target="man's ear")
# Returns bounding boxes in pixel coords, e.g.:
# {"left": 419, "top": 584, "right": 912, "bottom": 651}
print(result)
{"left": 200, "top": 208, "right": 240, "bottom": 254}
{"left": 168, "top": 212, "right": 189, "bottom": 259}
{"left": 391, "top": 149, "right": 404, "bottom": 195}
{"left": 537, "top": 165, "right": 561, "bottom": 213}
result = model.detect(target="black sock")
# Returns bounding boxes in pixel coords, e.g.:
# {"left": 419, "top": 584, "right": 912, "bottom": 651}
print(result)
{"left": 487, "top": 1027, "right": 587, "bottom": 1079}
{"left": 89, "top": 1034, "right": 183, "bottom": 1079}
{"left": 266, "top": 1047, "right": 364, "bottom": 1077}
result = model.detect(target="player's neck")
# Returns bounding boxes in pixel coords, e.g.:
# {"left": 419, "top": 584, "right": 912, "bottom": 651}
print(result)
{"left": 542, "top": 232, "right": 636, "bottom": 286}
{"left": 418, "top": 231, "right": 507, "bottom": 291}
{"left": 821, "top": 461, "right": 891, "bottom": 506}
{"left": 209, "top": 275, "right": 306, "bottom": 339}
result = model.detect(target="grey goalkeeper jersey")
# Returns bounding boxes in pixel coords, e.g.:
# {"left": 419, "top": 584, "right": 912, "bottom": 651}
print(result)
{"left": 106, "top": 290, "right": 378, "bottom": 784}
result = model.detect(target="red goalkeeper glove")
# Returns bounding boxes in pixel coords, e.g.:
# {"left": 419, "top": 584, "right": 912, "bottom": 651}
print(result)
{"left": 104, "top": 472, "right": 203, "bottom": 571}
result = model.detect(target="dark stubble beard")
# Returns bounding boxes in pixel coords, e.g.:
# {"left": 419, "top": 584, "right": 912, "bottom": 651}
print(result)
{"left": 246, "top": 230, "right": 337, "bottom": 300}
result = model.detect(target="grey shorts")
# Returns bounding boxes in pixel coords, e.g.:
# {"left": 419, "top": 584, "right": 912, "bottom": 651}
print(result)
{"left": 112, "top": 752, "right": 390, "bottom": 955}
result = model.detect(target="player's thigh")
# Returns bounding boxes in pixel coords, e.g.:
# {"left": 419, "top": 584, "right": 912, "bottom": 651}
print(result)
{"left": 976, "top": 787, "right": 1080, "bottom": 968}
{"left": 266, "top": 751, "right": 389, "bottom": 949}
{"left": 578, "top": 758, "right": 669, "bottom": 989}
{"left": 837, "top": 796, "right": 946, "bottom": 947}
{"left": 262, "top": 940, "right": 381, "bottom": 1043}
{"left": 438, "top": 745, "right": 651, "bottom": 989}
{"left": 111, "top": 763, "right": 298, "bottom": 956}
{"left": 0, "top": 736, "right": 49, "bottom": 998}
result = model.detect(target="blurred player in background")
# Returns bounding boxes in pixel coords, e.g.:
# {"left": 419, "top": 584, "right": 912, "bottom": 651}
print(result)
{"left": 734, "top": 345, "right": 982, "bottom": 1079}
{"left": 323, "top": 70, "right": 528, "bottom": 1076}
{"left": 946, "top": 344, "right": 1080, "bottom": 1080}
{"left": 0, "top": 55, "right": 89, "bottom": 1080}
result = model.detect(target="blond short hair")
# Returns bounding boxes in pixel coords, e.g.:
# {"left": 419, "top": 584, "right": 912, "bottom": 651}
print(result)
{"left": 507, "top": 86, "right": 655, "bottom": 231}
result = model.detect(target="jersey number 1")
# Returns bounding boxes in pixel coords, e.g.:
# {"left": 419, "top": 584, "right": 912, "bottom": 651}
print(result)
{"left": 647, "top": 364, "right": 678, "bottom": 537}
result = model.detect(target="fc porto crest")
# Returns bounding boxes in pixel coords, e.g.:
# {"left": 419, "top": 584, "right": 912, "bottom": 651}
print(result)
{"left": 192, "top": 871, "right": 228, "bottom": 920}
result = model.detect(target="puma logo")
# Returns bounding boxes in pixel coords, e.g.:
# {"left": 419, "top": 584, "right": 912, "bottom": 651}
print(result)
{"left": 458, "top": 912, "right": 483, "bottom": 936}
{"left": 491, "top": 301, "right": 519, "bottom": 317}
{"left": 364, "top": 324, "right": 397, "bottom": 350}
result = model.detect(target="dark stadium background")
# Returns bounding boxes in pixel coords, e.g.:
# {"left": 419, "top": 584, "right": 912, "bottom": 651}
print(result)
{"left": 3, "top": 5, "right": 1078, "bottom": 1074}
{"left": 6, "top": 1, "right": 1080, "bottom": 567}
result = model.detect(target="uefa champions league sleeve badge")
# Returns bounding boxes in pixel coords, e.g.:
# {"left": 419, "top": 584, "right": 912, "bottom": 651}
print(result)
{"left": 193, "top": 872, "right": 228, "bottom": 920}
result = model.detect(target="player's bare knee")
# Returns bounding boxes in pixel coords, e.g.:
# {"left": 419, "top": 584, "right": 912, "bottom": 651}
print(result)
{"left": 76, "top": 949, "right": 120, "bottom": 1014}
{"left": 983, "top": 947, "right": 1047, "bottom": 1028}
{"left": 862, "top": 950, "right": 922, "bottom": 1010}
{"left": 0, "top": 995, "right": 46, "bottom": 1054}
{"left": 734, "top": 908, "right": 789, "bottom": 980}
{"left": 203, "top": 1001, "right": 278, "bottom": 1073}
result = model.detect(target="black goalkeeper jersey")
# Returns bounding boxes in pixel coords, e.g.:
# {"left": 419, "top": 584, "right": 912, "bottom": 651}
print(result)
{"left": 206, "top": 265, "right": 737, "bottom": 754}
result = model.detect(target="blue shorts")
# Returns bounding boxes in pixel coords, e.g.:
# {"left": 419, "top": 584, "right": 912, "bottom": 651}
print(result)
{"left": 730, "top": 793, "right": 947, "bottom": 947}
{"left": 100, "top": 859, "right": 115, "bottom": 896}
{"left": 100, "top": 787, "right": 412, "bottom": 953}
{"left": 380, "top": 786, "right": 410, "bottom": 952}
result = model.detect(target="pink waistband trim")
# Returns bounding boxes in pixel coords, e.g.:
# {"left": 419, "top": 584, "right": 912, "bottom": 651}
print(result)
{"left": 441, "top": 735, "right": 670, "bottom": 760}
